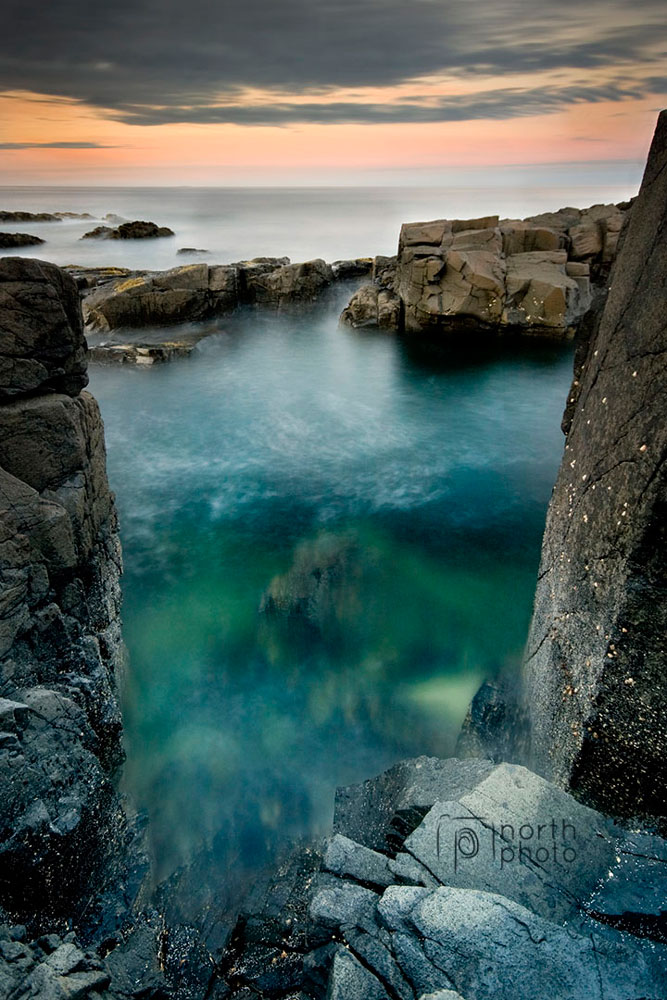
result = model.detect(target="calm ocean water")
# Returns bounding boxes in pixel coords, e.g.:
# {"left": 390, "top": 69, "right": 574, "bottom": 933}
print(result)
{"left": 0, "top": 181, "right": 636, "bottom": 270}
{"left": 4, "top": 185, "right": 583, "bottom": 899}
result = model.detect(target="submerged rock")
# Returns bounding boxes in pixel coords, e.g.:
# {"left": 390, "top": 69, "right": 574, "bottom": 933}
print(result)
{"left": 521, "top": 109, "right": 667, "bottom": 820}
{"left": 0, "top": 232, "right": 45, "bottom": 248}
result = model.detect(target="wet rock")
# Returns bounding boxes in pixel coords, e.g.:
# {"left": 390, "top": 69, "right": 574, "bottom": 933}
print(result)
{"left": 81, "top": 225, "right": 117, "bottom": 240}
{"left": 322, "top": 834, "right": 394, "bottom": 890}
{"left": 89, "top": 341, "right": 198, "bottom": 365}
{"left": 178, "top": 247, "right": 210, "bottom": 255}
{"left": 340, "top": 202, "right": 627, "bottom": 337}
{"left": 0, "top": 232, "right": 45, "bottom": 248}
{"left": 334, "top": 756, "right": 494, "bottom": 853}
{"left": 0, "top": 257, "right": 88, "bottom": 401}
{"left": 82, "top": 263, "right": 236, "bottom": 331}
{"left": 339, "top": 283, "right": 401, "bottom": 329}
{"left": 82, "top": 220, "right": 174, "bottom": 240}
{"left": 0, "top": 259, "right": 127, "bottom": 932}
{"left": 521, "top": 110, "right": 667, "bottom": 819}
{"left": 245, "top": 258, "right": 333, "bottom": 306}
{"left": 0, "top": 211, "right": 61, "bottom": 223}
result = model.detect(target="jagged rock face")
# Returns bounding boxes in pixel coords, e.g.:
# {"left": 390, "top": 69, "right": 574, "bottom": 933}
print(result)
{"left": 0, "top": 257, "right": 89, "bottom": 401}
{"left": 521, "top": 112, "right": 667, "bottom": 819}
{"left": 396, "top": 216, "right": 592, "bottom": 337}
{"left": 340, "top": 203, "right": 626, "bottom": 338}
{"left": 0, "top": 259, "right": 126, "bottom": 926}
{"left": 220, "top": 758, "right": 667, "bottom": 1000}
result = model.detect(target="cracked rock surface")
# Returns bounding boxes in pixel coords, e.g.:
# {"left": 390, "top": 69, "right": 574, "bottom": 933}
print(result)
{"left": 340, "top": 202, "right": 628, "bottom": 338}
{"left": 216, "top": 758, "right": 667, "bottom": 1000}
{"left": 521, "top": 111, "right": 667, "bottom": 818}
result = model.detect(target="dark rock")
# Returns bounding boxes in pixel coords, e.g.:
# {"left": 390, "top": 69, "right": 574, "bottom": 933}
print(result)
{"left": 331, "top": 258, "right": 373, "bottom": 280}
{"left": 82, "top": 221, "right": 174, "bottom": 240}
{"left": 0, "top": 257, "right": 88, "bottom": 401}
{"left": 81, "top": 226, "right": 116, "bottom": 240}
{"left": 177, "top": 248, "right": 210, "bottom": 255}
{"left": 334, "top": 757, "right": 494, "bottom": 853}
{"left": 114, "top": 221, "right": 174, "bottom": 240}
{"left": 521, "top": 109, "right": 667, "bottom": 820}
{"left": 0, "top": 232, "right": 45, "bottom": 248}
{"left": 0, "top": 212, "right": 61, "bottom": 223}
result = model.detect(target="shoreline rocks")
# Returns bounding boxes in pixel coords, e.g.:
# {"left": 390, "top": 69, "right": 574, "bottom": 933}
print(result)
{"left": 0, "top": 232, "right": 45, "bottom": 248}
{"left": 341, "top": 202, "right": 629, "bottom": 340}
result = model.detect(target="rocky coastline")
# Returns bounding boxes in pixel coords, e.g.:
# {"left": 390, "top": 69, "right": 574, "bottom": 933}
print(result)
{"left": 0, "top": 112, "right": 665, "bottom": 1000}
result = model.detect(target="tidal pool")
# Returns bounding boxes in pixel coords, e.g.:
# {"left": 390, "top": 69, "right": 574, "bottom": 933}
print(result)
{"left": 89, "top": 286, "right": 572, "bottom": 896}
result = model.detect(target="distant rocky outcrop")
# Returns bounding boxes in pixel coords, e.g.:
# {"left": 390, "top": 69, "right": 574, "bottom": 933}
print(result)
{"left": 82, "top": 220, "right": 175, "bottom": 240}
{"left": 0, "top": 211, "right": 62, "bottom": 223}
{"left": 0, "top": 232, "right": 45, "bottom": 248}
{"left": 520, "top": 113, "right": 667, "bottom": 819}
{"left": 341, "top": 203, "right": 628, "bottom": 339}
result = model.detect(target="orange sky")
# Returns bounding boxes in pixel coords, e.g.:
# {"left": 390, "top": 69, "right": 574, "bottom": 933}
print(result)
{"left": 1, "top": 80, "right": 664, "bottom": 185}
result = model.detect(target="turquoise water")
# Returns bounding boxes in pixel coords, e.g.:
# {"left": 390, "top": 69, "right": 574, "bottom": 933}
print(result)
{"left": 89, "top": 285, "right": 572, "bottom": 889}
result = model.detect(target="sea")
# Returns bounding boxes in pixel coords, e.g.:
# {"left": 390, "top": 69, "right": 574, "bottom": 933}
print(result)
{"left": 0, "top": 181, "right": 637, "bottom": 900}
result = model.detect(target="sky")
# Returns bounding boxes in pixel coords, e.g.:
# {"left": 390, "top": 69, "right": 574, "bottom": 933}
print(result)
{"left": 1, "top": 0, "right": 665, "bottom": 185}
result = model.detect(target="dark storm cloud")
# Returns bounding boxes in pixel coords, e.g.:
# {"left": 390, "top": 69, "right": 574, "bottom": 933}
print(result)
{"left": 1, "top": 0, "right": 665, "bottom": 124}
{"left": 0, "top": 141, "right": 111, "bottom": 148}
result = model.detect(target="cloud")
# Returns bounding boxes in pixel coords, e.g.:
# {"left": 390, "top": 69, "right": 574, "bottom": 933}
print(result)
{"left": 0, "top": 140, "right": 113, "bottom": 148}
{"left": 111, "top": 83, "right": 648, "bottom": 126}
{"left": 1, "top": 0, "right": 665, "bottom": 125}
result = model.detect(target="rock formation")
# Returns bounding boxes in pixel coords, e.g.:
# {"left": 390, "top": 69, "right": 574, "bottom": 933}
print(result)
{"left": 521, "top": 112, "right": 667, "bottom": 818}
{"left": 0, "top": 258, "right": 128, "bottom": 915}
{"left": 218, "top": 759, "right": 667, "bottom": 1000}
{"left": 82, "top": 221, "right": 175, "bottom": 240}
{"left": 0, "top": 232, "right": 45, "bottom": 248}
{"left": 341, "top": 203, "right": 627, "bottom": 338}
{"left": 0, "top": 211, "right": 62, "bottom": 223}
{"left": 78, "top": 256, "right": 335, "bottom": 338}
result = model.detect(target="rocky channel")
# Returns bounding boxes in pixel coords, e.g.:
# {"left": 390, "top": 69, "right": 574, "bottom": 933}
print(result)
{"left": 0, "top": 112, "right": 665, "bottom": 999}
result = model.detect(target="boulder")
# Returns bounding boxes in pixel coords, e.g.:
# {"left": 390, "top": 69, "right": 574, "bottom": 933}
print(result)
{"left": 339, "top": 283, "right": 400, "bottom": 329}
{"left": 81, "top": 220, "right": 174, "bottom": 240}
{"left": 82, "top": 263, "right": 236, "bottom": 331}
{"left": 245, "top": 258, "right": 333, "bottom": 306}
{"left": 0, "top": 257, "right": 88, "bottom": 401}
{"left": 0, "top": 233, "right": 44, "bottom": 248}
{"left": 521, "top": 110, "right": 667, "bottom": 819}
